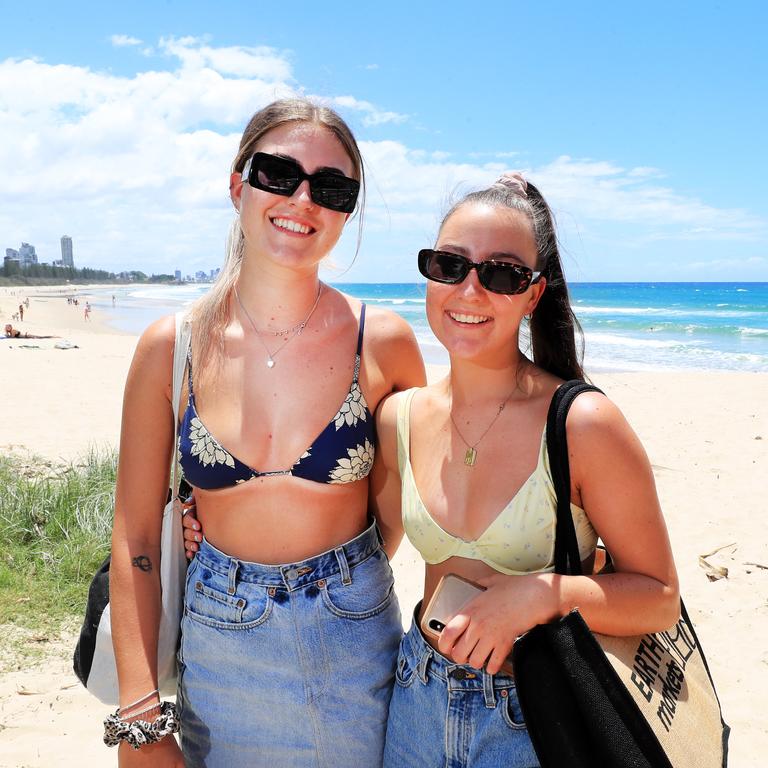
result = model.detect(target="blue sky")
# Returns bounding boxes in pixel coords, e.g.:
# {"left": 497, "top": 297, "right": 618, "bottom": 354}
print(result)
{"left": 1, "top": 1, "right": 766, "bottom": 281}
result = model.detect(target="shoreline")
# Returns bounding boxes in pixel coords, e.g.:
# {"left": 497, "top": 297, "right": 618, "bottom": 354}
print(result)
{"left": 5, "top": 281, "right": 766, "bottom": 374}
{"left": 1, "top": 288, "right": 766, "bottom": 766}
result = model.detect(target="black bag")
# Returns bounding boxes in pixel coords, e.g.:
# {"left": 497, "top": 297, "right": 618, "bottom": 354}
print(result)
{"left": 512, "top": 380, "right": 729, "bottom": 768}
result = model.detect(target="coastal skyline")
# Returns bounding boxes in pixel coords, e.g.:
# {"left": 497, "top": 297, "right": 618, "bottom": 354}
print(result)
{"left": 1, "top": 1, "right": 766, "bottom": 282}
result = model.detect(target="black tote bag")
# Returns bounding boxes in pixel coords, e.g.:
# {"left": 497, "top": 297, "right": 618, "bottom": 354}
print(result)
{"left": 512, "top": 380, "right": 729, "bottom": 768}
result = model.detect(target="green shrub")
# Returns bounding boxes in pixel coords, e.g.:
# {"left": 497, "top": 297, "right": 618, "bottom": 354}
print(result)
{"left": 0, "top": 449, "right": 116, "bottom": 627}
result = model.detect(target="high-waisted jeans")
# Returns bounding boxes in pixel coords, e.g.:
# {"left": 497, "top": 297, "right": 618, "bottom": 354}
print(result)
{"left": 177, "top": 522, "right": 402, "bottom": 767}
{"left": 383, "top": 613, "right": 540, "bottom": 768}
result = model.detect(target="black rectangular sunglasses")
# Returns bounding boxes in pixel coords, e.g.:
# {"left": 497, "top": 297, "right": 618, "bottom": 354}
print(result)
{"left": 418, "top": 249, "right": 541, "bottom": 295}
{"left": 242, "top": 152, "right": 360, "bottom": 214}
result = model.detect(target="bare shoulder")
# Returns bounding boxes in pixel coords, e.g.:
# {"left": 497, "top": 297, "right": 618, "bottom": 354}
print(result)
{"left": 363, "top": 304, "right": 419, "bottom": 346}
{"left": 566, "top": 390, "right": 630, "bottom": 438}
{"left": 376, "top": 387, "right": 412, "bottom": 428}
{"left": 361, "top": 305, "right": 427, "bottom": 391}
{"left": 127, "top": 314, "right": 176, "bottom": 394}
{"left": 566, "top": 388, "right": 649, "bottom": 469}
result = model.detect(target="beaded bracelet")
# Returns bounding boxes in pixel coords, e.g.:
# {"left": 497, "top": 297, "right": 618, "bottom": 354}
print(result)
{"left": 103, "top": 701, "right": 179, "bottom": 750}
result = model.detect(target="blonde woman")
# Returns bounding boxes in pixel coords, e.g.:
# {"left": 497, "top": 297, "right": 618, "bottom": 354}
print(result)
{"left": 110, "top": 99, "right": 425, "bottom": 767}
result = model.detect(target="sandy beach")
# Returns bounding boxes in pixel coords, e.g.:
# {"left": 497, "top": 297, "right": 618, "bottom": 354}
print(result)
{"left": 1, "top": 286, "right": 766, "bottom": 766}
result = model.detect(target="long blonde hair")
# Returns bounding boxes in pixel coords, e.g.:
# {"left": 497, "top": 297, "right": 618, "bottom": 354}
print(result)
{"left": 188, "top": 98, "right": 366, "bottom": 367}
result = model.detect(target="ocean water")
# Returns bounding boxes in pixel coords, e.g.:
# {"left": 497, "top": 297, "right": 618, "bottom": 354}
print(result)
{"left": 85, "top": 282, "right": 768, "bottom": 373}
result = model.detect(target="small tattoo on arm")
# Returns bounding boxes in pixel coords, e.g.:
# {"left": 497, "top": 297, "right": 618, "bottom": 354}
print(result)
{"left": 132, "top": 555, "right": 152, "bottom": 572}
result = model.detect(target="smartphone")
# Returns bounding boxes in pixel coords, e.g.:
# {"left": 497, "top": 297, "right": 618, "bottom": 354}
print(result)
{"left": 420, "top": 573, "right": 514, "bottom": 676}
{"left": 420, "top": 574, "right": 485, "bottom": 639}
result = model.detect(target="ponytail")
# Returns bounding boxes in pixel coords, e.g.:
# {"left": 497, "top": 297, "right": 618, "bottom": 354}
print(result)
{"left": 525, "top": 182, "right": 585, "bottom": 381}
{"left": 529, "top": 251, "right": 584, "bottom": 381}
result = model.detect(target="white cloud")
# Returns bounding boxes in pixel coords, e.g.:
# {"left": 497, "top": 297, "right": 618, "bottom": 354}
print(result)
{"left": 110, "top": 35, "right": 142, "bottom": 47}
{"left": 331, "top": 96, "right": 407, "bottom": 127}
{"left": 158, "top": 36, "right": 293, "bottom": 81}
{"left": 533, "top": 156, "right": 763, "bottom": 237}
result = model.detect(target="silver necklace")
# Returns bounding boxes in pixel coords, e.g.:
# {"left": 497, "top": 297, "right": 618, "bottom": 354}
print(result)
{"left": 449, "top": 391, "right": 514, "bottom": 467}
{"left": 235, "top": 284, "right": 323, "bottom": 369}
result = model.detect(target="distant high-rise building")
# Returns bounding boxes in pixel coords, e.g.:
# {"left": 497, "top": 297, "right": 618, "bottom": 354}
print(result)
{"left": 174, "top": 269, "right": 182, "bottom": 282}
{"left": 18, "top": 242, "right": 37, "bottom": 268}
{"left": 60, "top": 235, "right": 74, "bottom": 267}
{"left": 6, "top": 248, "right": 19, "bottom": 260}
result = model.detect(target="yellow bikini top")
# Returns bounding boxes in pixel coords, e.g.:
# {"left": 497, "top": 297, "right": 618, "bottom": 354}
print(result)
{"left": 397, "top": 388, "right": 597, "bottom": 576}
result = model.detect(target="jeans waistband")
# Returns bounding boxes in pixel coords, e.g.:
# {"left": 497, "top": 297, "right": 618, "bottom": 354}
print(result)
{"left": 403, "top": 606, "right": 516, "bottom": 700}
{"left": 195, "top": 521, "right": 382, "bottom": 591}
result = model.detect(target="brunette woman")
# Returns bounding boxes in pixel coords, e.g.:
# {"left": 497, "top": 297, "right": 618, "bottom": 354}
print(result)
{"left": 373, "top": 174, "right": 679, "bottom": 767}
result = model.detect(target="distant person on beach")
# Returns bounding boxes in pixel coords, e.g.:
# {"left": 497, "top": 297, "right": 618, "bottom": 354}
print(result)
{"left": 109, "top": 98, "right": 425, "bottom": 766}
{"left": 181, "top": 171, "right": 681, "bottom": 766}
{"left": 83, "top": 302, "right": 91, "bottom": 321}
{"left": 4, "top": 323, "right": 57, "bottom": 339}
{"left": 18, "top": 304, "right": 23, "bottom": 321}
{"left": 112, "top": 294, "right": 116, "bottom": 307}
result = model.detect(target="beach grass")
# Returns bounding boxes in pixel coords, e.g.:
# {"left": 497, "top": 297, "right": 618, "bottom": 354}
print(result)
{"left": 0, "top": 449, "right": 116, "bottom": 640}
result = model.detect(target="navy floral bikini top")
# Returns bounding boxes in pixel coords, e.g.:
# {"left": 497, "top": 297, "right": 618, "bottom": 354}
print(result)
{"left": 178, "top": 304, "right": 375, "bottom": 489}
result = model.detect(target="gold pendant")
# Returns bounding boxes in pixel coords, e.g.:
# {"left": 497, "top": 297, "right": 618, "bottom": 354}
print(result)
{"left": 464, "top": 447, "right": 477, "bottom": 466}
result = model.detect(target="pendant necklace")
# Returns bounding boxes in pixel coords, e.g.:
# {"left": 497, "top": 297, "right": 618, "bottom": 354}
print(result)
{"left": 449, "top": 390, "right": 514, "bottom": 467}
{"left": 235, "top": 284, "right": 323, "bottom": 369}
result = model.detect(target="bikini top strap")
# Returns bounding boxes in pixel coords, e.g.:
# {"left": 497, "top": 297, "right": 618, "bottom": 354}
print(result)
{"left": 356, "top": 303, "right": 367, "bottom": 357}
{"left": 186, "top": 345, "right": 194, "bottom": 395}
{"left": 352, "top": 303, "right": 367, "bottom": 385}
{"left": 395, "top": 387, "right": 418, "bottom": 476}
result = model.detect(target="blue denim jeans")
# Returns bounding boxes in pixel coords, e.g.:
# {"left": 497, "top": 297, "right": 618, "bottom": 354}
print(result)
{"left": 384, "top": 614, "right": 540, "bottom": 768}
{"left": 177, "top": 522, "right": 402, "bottom": 767}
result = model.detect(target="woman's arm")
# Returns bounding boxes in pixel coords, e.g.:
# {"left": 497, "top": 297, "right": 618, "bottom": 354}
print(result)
{"left": 109, "top": 316, "right": 185, "bottom": 764}
{"left": 555, "top": 391, "right": 680, "bottom": 631}
{"left": 439, "top": 392, "right": 680, "bottom": 675}
{"left": 369, "top": 391, "right": 407, "bottom": 559}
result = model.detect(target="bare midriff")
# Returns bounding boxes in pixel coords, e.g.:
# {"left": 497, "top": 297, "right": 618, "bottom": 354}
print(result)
{"left": 193, "top": 474, "right": 370, "bottom": 564}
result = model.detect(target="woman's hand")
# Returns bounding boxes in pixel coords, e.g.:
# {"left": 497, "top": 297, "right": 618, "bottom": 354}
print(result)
{"left": 118, "top": 735, "right": 185, "bottom": 766}
{"left": 436, "top": 572, "right": 558, "bottom": 675}
{"left": 181, "top": 494, "right": 201, "bottom": 559}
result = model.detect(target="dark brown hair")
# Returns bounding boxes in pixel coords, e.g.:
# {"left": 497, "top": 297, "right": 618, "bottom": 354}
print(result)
{"left": 440, "top": 181, "right": 585, "bottom": 380}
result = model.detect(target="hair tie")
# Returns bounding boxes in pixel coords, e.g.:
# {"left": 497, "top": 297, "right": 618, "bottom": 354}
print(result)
{"left": 493, "top": 171, "right": 528, "bottom": 198}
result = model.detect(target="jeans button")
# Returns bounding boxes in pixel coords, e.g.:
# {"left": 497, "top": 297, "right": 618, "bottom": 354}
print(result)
{"left": 285, "top": 568, "right": 299, "bottom": 580}
{"left": 450, "top": 668, "right": 467, "bottom": 680}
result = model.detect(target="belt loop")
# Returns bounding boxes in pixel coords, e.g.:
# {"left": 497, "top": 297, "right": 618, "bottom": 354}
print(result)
{"left": 334, "top": 546, "right": 352, "bottom": 586}
{"left": 482, "top": 670, "right": 496, "bottom": 708}
{"left": 227, "top": 559, "right": 240, "bottom": 595}
{"left": 417, "top": 648, "right": 432, "bottom": 684}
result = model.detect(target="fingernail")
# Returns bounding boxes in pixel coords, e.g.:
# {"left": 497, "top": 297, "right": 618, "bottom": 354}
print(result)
{"left": 195, "top": 534, "right": 201, "bottom": 542}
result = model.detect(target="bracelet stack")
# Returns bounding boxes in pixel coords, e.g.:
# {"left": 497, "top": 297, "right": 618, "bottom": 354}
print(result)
{"left": 103, "top": 688, "right": 179, "bottom": 750}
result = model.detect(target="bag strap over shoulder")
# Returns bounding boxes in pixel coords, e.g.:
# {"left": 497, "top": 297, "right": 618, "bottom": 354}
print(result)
{"left": 545, "top": 380, "right": 604, "bottom": 577}
{"left": 170, "top": 312, "right": 192, "bottom": 498}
